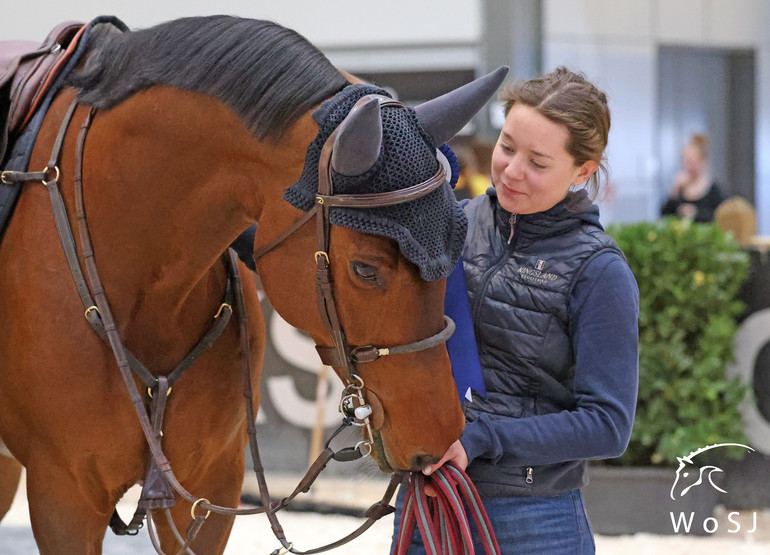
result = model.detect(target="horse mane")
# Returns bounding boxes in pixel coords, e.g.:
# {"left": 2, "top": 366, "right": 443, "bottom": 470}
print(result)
{"left": 67, "top": 15, "right": 348, "bottom": 141}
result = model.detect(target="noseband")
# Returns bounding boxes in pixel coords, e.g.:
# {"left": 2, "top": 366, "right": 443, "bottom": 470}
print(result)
{"left": 253, "top": 94, "right": 456, "bottom": 453}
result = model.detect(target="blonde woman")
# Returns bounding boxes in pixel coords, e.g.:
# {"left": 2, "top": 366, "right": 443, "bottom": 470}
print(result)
{"left": 661, "top": 133, "right": 726, "bottom": 222}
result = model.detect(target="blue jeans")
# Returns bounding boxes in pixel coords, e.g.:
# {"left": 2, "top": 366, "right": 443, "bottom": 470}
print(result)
{"left": 391, "top": 486, "right": 595, "bottom": 554}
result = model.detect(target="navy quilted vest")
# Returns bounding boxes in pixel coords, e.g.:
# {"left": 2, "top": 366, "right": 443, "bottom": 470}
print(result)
{"left": 461, "top": 189, "right": 622, "bottom": 497}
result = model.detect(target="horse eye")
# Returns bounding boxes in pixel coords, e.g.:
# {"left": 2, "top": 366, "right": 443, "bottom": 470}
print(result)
{"left": 352, "top": 261, "right": 379, "bottom": 282}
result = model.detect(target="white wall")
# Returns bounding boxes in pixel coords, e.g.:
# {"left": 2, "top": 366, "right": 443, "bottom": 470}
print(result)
{"left": 0, "top": 0, "right": 480, "bottom": 46}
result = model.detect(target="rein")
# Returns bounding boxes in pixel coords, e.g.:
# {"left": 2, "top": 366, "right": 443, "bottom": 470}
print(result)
{"left": 394, "top": 463, "right": 500, "bottom": 555}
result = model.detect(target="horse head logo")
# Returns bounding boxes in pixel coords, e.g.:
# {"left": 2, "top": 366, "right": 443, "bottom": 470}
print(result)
{"left": 670, "top": 443, "right": 754, "bottom": 500}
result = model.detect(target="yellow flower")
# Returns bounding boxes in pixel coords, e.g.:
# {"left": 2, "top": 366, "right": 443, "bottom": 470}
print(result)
{"left": 674, "top": 219, "right": 691, "bottom": 235}
{"left": 693, "top": 271, "right": 705, "bottom": 286}
{"left": 647, "top": 231, "right": 657, "bottom": 242}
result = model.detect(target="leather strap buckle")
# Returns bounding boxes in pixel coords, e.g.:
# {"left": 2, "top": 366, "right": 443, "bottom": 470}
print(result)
{"left": 314, "top": 251, "right": 329, "bottom": 265}
{"left": 349, "top": 345, "right": 381, "bottom": 364}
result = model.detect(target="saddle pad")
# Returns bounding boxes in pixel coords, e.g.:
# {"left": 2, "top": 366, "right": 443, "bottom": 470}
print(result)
{"left": 0, "top": 16, "right": 128, "bottom": 244}
{"left": 0, "top": 109, "right": 41, "bottom": 242}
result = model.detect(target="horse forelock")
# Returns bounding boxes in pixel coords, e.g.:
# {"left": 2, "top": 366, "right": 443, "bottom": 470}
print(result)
{"left": 66, "top": 15, "right": 348, "bottom": 141}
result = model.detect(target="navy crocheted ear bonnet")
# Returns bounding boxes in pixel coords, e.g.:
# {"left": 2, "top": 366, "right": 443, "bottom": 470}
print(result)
{"left": 283, "top": 84, "right": 467, "bottom": 282}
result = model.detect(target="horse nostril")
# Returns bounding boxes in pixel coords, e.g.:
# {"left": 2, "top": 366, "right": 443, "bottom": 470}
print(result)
{"left": 410, "top": 453, "right": 440, "bottom": 472}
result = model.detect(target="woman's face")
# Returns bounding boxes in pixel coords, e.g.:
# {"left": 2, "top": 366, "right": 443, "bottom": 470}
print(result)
{"left": 491, "top": 103, "right": 597, "bottom": 214}
{"left": 682, "top": 144, "right": 706, "bottom": 178}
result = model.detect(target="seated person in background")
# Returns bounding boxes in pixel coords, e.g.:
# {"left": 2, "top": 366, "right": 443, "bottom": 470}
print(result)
{"left": 714, "top": 196, "right": 756, "bottom": 245}
{"left": 468, "top": 140, "right": 494, "bottom": 197}
{"left": 661, "top": 133, "right": 726, "bottom": 223}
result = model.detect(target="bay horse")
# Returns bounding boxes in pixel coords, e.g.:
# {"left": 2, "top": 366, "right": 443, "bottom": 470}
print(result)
{"left": 0, "top": 16, "right": 505, "bottom": 554}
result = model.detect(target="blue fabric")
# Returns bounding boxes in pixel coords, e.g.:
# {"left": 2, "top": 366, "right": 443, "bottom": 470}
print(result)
{"left": 230, "top": 223, "right": 257, "bottom": 272}
{"left": 391, "top": 486, "right": 595, "bottom": 554}
{"left": 438, "top": 143, "right": 460, "bottom": 188}
{"left": 444, "top": 257, "right": 486, "bottom": 400}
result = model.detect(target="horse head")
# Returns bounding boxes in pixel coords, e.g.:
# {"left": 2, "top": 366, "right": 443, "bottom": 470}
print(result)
{"left": 255, "top": 68, "right": 507, "bottom": 471}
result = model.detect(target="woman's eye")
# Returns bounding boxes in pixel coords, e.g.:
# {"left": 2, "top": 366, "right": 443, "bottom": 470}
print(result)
{"left": 531, "top": 160, "right": 546, "bottom": 169}
{"left": 352, "top": 262, "right": 378, "bottom": 282}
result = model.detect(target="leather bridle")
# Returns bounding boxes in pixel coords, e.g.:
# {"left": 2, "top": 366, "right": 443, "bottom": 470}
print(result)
{"left": 6, "top": 93, "right": 457, "bottom": 554}
{"left": 253, "top": 94, "right": 456, "bottom": 456}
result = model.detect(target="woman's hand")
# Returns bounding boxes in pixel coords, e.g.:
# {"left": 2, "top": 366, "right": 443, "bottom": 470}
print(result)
{"left": 671, "top": 172, "right": 689, "bottom": 197}
{"left": 423, "top": 439, "right": 469, "bottom": 476}
{"left": 677, "top": 202, "right": 697, "bottom": 219}
{"left": 417, "top": 440, "right": 469, "bottom": 497}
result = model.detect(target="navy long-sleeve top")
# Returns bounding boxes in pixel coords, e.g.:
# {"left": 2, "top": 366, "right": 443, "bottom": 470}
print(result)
{"left": 460, "top": 250, "right": 640, "bottom": 467}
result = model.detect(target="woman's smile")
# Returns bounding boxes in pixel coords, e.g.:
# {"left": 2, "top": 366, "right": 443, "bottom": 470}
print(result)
{"left": 491, "top": 103, "right": 597, "bottom": 214}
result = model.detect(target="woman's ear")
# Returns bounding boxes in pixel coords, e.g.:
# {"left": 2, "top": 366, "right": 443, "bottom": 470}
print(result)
{"left": 572, "top": 160, "right": 599, "bottom": 186}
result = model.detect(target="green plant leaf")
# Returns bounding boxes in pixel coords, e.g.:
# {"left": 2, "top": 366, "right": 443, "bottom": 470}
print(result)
{"left": 605, "top": 220, "right": 750, "bottom": 467}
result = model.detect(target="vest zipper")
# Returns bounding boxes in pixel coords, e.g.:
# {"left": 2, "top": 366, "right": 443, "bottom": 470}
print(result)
{"left": 507, "top": 213, "right": 518, "bottom": 244}
{"left": 526, "top": 467, "right": 534, "bottom": 484}
{"left": 470, "top": 212, "right": 518, "bottom": 342}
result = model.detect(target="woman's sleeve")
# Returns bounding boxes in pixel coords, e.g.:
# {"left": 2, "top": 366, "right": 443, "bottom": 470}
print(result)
{"left": 460, "top": 251, "right": 640, "bottom": 466}
{"left": 710, "top": 183, "right": 728, "bottom": 211}
{"left": 660, "top": 197, "right": 679, "bottom": 217}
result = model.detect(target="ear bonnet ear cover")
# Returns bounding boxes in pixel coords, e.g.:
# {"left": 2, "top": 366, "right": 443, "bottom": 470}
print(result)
{"left": 284, "top": 84, "right": 467, "bottom": 281}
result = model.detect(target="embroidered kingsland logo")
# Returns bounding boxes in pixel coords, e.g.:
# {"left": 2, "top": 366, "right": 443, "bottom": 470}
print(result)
{"left": 518, "top": 260, "right": 558, "bottom": 283}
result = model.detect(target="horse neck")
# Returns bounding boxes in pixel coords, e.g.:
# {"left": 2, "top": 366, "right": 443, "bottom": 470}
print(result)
{"left": 79, "top": 86, "right": 312, "bottom": 362}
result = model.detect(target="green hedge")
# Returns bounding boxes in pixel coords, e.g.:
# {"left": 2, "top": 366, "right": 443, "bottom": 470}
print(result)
{"left": 607, "top": 218, "right": 750, "bottom": 466}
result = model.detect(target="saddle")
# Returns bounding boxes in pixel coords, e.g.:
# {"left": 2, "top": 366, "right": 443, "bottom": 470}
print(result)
{"left": 0, "top": 21, "right": 85, "bottom": 166}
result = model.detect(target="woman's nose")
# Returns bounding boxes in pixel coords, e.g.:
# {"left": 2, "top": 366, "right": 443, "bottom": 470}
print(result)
{"left": 504, "top": 153, "right": 524, "bottom": 180}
